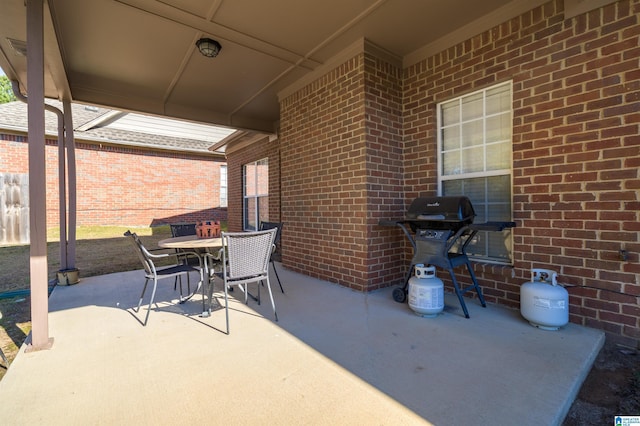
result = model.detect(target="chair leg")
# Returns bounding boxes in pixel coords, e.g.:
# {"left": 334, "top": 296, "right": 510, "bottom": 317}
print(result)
{"left": 142, "top": 277, "right": 159, "bottom": 326}
{"left": 176, "top": 276, "right": 184, "bottom": 299}
{"left": 136, "top": 278, "right": 151, "bottom": 313}
{"left": 223, "top": 282, "right": 230, "bottom": 335}
{"left": 264, "top": 277, "right": 278, "bottom": 322}
{"left": 0, "top": 347, "right": 9, "bottom": 368}
{"left": 206, "top": 269, "right": 216, "bottom": 315}
{"left": 271, "top": 260, "right": 284, "bottom": 293}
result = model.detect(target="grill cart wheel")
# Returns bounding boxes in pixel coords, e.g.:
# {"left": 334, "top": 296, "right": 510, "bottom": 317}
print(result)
{"left": 393, "top": 287, "right": 407, "bottom": 303}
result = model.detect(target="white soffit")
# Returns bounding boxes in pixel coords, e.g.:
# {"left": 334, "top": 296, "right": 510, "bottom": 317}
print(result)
{"left": 104, "top": 112, "right": 237, "bottom": 144}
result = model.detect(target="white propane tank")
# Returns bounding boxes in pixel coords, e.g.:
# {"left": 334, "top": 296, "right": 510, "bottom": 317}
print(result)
{"left": 520, "top": 269, "right": 569, "bottom": 330}
{"left": 408, "top": 264, "right": 444, "bottom": 317}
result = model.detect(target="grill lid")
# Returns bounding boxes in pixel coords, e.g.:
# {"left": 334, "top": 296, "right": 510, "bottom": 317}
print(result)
{"left": 406, "top": 196, "right": 475, "bottom": 223}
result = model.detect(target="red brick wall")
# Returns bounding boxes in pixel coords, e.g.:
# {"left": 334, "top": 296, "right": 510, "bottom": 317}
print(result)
{"left": 364, "top": 53, "right": 405, "bottom": 290}
{"left": 0, "top": 132, "right": 227, "bottom": 229}
{"left": 404, "top": 0, "right": 639, "bottom": 345}
{"left": 275, "top": 0, "right": 639, "bottom": 345}
{"left": 280, "top": 57, "right": 372, "bottom": 289}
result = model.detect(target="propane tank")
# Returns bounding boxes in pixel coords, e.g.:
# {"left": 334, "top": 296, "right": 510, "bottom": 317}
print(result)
{"left": 408, "top": 264, "right": 444, "bottom": 317}
{"left": 520, "top": 269, "right": 568, "bottom": 330}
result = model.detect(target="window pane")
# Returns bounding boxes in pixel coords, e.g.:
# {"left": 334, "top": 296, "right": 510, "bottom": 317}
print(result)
{"left": 256, "top": 161, "right": 268, "bottom": 196}
{"left": 220, "top": 188, "right": 227, "bottom": 208}
{"left": 461, "top": 119, "right": 483, "bottom": 148}
{"left": 461, "top": 147, "right": 484, "bottom": 174}
{"left": 441, "top": 101, "right": 459, "bottom": 126}
{"left": 258, "top": 196, "right": 269, "bottom": 226}
{"left": 485, "top": 113, "right": 511, "bottom": 143}
{"left": 461, "top": 92, "right": 483, "bottom": 121}
{"left": 486, "top": 230, "right": 512, "bottom": 260}
{"left": 442, "top": 179, "right": 462, "bottom": 195}
{"left": 244, "top": 164, "right": 257, "bottom": 196}
{"left": 442, "top": 126, "right": 460, "bottom": 151}
{"left": 486, "top": 142, "right": 511, "bottom": 170}
{"left": 487, "top": 175, "right": 511, "bottom": 203}
{"left": 443, "top": 151, "right": 460, "bottom": 175}
{"left": 486, "top": 84, "right": 511, "bottom": 115}
{"left": 244, "top": 197, "right": 257, "bottom": 230}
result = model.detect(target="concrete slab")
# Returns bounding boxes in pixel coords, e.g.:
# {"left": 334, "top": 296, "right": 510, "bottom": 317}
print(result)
{"left": 0, "top": 264, "right": 604, "bottom": 425}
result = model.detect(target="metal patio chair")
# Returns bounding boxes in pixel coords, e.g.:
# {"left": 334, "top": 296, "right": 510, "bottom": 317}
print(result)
{"left": 206, "top": 228, "right": 277, "bottom": 334}
{"left": 259, "top": 221, "right": 284, "bottom": 293}
{"left": 170, "top": 223, "right": 198, "bottom": 293}
{"left": 124, "top": 230, "right": 203, "bottom": 326}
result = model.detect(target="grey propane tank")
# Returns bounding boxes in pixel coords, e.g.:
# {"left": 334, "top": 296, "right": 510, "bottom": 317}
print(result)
{"left": 408, "top": 264, "right": 444, "bottom": 317}
{"left": 520, "top": 269, "right": 568, "bottom": 330}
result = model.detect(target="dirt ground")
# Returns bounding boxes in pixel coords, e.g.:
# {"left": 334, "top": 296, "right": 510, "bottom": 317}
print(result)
{"left": 1, "top": 295, "right": 638, "bottom": 422}
{"left": 563, "top": 339, "right": 640, "bottom": 425}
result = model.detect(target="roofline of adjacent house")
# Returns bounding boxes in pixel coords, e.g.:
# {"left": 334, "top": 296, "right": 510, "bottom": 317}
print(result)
{"left": 0, "top": 127, "right": 225, "bottom": 158}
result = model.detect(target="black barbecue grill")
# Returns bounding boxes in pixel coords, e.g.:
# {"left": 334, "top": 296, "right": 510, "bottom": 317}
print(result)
{"left": 380, "top": 196, "right": 515, "bottom": 318}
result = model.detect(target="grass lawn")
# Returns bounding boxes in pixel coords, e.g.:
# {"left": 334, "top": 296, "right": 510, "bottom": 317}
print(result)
{"left": 0, "top": 225, "right": 176, "bottom": 380}
{"left": 0, "top": 225, "right": 173, "bottom": 293}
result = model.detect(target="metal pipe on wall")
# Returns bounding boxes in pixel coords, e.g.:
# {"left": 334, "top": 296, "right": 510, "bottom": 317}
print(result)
{"left": 11, "top": 82, "right": 71, "bottom": 271}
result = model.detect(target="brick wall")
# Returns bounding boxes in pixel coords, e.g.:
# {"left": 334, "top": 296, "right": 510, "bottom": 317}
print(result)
{"left": 364, "top": 52, "right": 406, "bottom": 290}
{"left": 274, "top": 0, "right": 639, "bottom": 345}
{"left": 404, "top": 0, "right": 639, "bottom": 345}
{"left": 280, "top": 57, "right": 373, "bottom": 289}
{"left": 0, "top": 132, "right": 227, "bottom": 229}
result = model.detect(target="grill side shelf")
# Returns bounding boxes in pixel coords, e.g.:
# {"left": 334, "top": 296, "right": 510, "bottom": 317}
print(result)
{"left": 468, "top": 221, "right": 516, "bottom": 231}
{"left": 378, "top": 220, "right": 416, "bottom": 251}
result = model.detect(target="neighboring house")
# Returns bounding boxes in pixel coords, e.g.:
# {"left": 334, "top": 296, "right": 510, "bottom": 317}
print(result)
{"left": 224, "top": 2, "right": 640, "bottom": 346}
{"left": 0, "top": 101, "right": 232, "bottom": 244}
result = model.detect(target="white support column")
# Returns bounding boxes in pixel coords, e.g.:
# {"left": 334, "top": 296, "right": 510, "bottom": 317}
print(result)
{"left": 26, "top": 0, "right": 53, "bottom": 351}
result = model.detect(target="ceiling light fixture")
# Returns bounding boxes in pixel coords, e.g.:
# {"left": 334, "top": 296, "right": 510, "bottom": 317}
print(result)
{"left": 196, "top": 38, "right": 222, "bottom": 58}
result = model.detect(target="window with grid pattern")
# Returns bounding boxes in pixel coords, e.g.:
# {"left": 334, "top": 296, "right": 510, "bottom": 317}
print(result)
{"left": 220, "top": 165, "right": 227, "bottom": 208}
{"left": 437, "top": 82, "right": 513, "bottom": 264}
{"left": 243, "top": 158, "right": 268, "bottom": 231}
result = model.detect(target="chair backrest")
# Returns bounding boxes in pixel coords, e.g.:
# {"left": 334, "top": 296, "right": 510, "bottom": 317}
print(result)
{"left": 259, "top": 221, "right": 282, "bottom": 246}
{"left": 223, "top": 228, "right": 276, "bottom": 280}
{"left": 170, "top": 223, "right": 197, "bottom": 237}
{"left": 124, "top": 230, "right": 155, "bottom": 276}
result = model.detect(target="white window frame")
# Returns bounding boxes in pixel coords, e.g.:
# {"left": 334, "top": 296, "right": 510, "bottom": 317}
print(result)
{"left": 436, "top": 81, "right": 514, "bottom": 264}
{"left": 243, "top": 158, "right": 268, "bottom": 231}
{"left": 219, "top": 165, "right": 227, "bottom": 208}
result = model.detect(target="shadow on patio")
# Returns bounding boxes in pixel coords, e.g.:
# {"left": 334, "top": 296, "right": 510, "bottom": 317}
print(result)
{"left": 0, "top": 264, "right": 603, "bottom": 425}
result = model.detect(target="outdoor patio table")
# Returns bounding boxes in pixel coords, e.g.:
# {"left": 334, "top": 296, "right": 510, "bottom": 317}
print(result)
{"left": 158, "top": 235, "right": 223, "bottom": 317}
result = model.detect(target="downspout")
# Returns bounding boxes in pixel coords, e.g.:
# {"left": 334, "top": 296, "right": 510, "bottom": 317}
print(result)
{"left": 62, "top": 99, "right": 76, "bottom": 269}
{"left": 12, "top": 81, "right": 69, "bottom": 271}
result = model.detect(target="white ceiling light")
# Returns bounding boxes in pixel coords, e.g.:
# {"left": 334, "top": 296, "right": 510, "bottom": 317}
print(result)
{"left": 196, "top": 38, "right": 221, "bottom": 58}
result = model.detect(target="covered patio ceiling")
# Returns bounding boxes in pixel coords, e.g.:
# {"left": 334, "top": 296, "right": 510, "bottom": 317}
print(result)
{"left": 0, "top": 0, "right": 547, "bottom": 134}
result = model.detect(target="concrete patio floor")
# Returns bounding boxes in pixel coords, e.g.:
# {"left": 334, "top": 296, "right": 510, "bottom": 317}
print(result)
{"left": 0, "top": 264, "right": 604, "bottom": 425}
